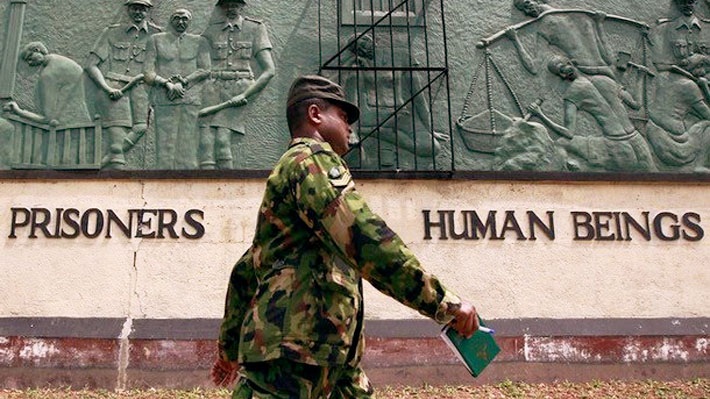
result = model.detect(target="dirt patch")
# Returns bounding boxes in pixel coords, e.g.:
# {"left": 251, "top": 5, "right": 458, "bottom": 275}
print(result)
{"left": 1, "top": 379, "right": 708, "bottom": 398}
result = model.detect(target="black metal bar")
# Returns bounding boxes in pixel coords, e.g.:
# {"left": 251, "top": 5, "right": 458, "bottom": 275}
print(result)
{"left": 322, "top": 65, "right": 447, "bottom": 72}
{"left": 322, "top": 0, "right": 417, "bottom": 69}
{"left": 352, "top": 0, "right": 364, "bottom": 168}
{"left": 405, "top": 0, "right": 418, "bottom": 170}
{"left": 422, "top": 0, "right": 435, "bottom": 170}
{"left": 387, "top": 0, "right": 400, "bottom": 169}
{"left": 439, "top": 0, "right": 455, "bottom": 172}
{"left": 318, "top": 0, "right": 324, "bottom": 72}
{"left": 354, "top": 70, "right": 447, "bottom": 146}
{"left": 368, "top": 0, "right": 382, "bottom": 169}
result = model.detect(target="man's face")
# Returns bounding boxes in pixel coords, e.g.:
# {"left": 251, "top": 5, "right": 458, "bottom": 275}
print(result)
{"left": 221, "top": 2, "right": 244, "bottom": 20}
{"left": 24, "top": 50, "right": 44, "bottom": 67}
{"left": 517, "top": 0, "right": 544, "bottom": 18}
{"left": 555, "top": 60, "right": 577, "bottom": 81}
{"left": 673, "top": 40, "right": 690, "bottom": 60}
{"left": 127, "top": 4, "right": 149, "bottom": 24}
{"left": 319, "top": 103, "right": 352, "bottom": 156}
{"left": 171, "top": 15, "right": 191, "bottom": 33}
{"left": 676, "top": 0, "right": 697, "bottom": 16}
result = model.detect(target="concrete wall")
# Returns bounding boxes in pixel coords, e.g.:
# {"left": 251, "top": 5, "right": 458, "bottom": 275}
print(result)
{"left": 1, "top": 178, "right": 708, "bottom": 388}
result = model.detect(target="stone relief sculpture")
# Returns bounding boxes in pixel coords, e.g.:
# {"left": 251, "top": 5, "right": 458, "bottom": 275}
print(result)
{"left": 645, "top": 0, "right": 710, "bottom": 171}
{"left": 527, "top": 55, "right": 656, "bottom": 172}
{"left": 501, "top": 0, "right": 615, "bottom": 78}
{"left": 649, "top": 0, "right": 708, "bottom": 72}
{"left": 0, "top": 0, "right": 280, "bottom": 172}
{"left": 2, "top": 41, "right": 101, "bottom": 170}
{"left": 144, "top": 9, "right": 211, "bottom": 170}
{"left": 492, "top": 115, "right": 568, "bottom": 171}
{"left": 85, "top": 0, "right": 162, "bottom": 170}
{"left": 647, "top": 54, "right": 710, "bottom": 171}
{"left": 340, "top": 33, "right": 446, "bottom": 170}
{"left": 0, "top": 1, "right": 707, "bottom": 174}
{"left": 460, "top": 0, "right": 710, "bottom": 173}
{"left": 3, "top": 42, "right": 90, "bottom": 125}
{"left": 198, "top": 0, "right": 275, "bottom": 170}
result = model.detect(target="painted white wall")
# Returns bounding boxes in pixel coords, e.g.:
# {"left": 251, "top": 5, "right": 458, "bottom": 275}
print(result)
{"left": 0, "top": 179, "right": 707, "bottom": 321}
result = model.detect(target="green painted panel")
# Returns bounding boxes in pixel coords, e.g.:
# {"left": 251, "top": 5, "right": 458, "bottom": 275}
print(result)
{"left": 0, "top": 0, "right": 707, "bottom": 175}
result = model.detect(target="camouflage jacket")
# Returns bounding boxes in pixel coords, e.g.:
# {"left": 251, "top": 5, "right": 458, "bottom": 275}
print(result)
{"left": 218, "top": 137, "right": 462, "bottom": 367}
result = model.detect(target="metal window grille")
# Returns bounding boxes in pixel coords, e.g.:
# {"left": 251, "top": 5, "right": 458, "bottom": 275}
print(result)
{"left": 341, "top": 0, "right": 425, "bottom": 27}
{"left": 321, "top": 0, "right": 454, "bottom": 173}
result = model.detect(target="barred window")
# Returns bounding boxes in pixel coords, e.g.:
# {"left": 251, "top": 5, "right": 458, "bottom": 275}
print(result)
{"left": 341, "top": 0, "right": 426, "bottom": 26}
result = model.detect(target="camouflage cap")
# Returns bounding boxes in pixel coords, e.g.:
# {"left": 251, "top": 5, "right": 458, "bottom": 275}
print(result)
{"left": 287, "top": 75, "right": 360, "bottom": 124}
{"left": 125, "top": 0, "right": 153, "bottom": 7}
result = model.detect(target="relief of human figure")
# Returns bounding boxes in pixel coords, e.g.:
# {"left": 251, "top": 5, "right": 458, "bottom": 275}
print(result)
{"left": 144, "top": 9, "right": 211, "bottom": 170}
{"left": 3, "top": 42, "right": 90, "bottom": 125}
{"left": 527, "top": 55, "right": 657, "bottom": 172}
{"left": 85, "top": 0, "right": 162, "bottom": 169}
{"left": 650, "top": 0, "right": 708, "bottom": 71}
{"left": 198, "top": 0, "right": 276, "bottom": 169}
{"left": 647, "top": 53, "right": 710, "bottom": 171}
{"left": 341, "top": 33, "right": 446, "bottom": 169}
{"left": 504, "top": 0, "right": 614, "bottom": 77}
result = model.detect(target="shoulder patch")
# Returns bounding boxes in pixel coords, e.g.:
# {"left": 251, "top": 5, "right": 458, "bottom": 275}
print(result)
{"left": 328, "top": 165, "right": 353, "bottom": 189}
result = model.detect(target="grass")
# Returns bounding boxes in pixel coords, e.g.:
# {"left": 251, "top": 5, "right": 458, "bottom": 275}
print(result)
{"left": 0, "top": 379, "right": 708, "bottom": 398}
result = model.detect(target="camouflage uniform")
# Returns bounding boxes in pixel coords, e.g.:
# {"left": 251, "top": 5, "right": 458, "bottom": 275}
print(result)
{"left": 219, "top": 137, "right": 463, "bottom": 397}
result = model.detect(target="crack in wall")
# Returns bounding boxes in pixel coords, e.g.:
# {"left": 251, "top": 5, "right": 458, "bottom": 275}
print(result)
{"left": 116, "top": 181, "right": 148, "bottom": 391}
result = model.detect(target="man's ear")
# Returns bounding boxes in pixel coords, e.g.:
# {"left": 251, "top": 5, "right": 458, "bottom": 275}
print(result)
{"left": 306, "top": 103, "right": 323, "bottom": 125}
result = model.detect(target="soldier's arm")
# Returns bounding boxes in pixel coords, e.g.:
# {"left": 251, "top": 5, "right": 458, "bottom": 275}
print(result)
{"left": 218, "top": 248, "right": 257, "bottom": 361}
{"left": 232, "top": 23, "right": 275, "bottom": 102}
{"left": 233, "top": 49, "right": 275, "bottom": 103}
{"left": 85, "top": 28, "right": 121, "bottom": 97}
{"left": 294, "top": 151, "right": 465, "bottom": 325}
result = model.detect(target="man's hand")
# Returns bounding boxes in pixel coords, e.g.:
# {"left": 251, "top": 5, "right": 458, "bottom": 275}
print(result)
{"left": 227, "top": 94, "right": 248, "bottom": 107}
{"left": 166, "top": 82, "right": 186, "bottom": 101}
{"left": 527, "top": 102, "right": 543, "bottom": 117}
{"left": 3, "top": 101, "right": 19, "bottom": 113}
{"left": 505, "top": 27, "right": 519, "bottom": 42}
{"left": 449, "top": 301, "right": 479, "bottom": 339}
{"left": 210, "top": 357, "right": 239, "bottom": 387}
{"left": 108, "top": 88, "right": 124, "bottom": 101}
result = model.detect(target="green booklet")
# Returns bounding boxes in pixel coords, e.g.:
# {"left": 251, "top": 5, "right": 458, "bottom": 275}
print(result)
{"left": 440, "top": 320, "right": 500, "bottom": 377}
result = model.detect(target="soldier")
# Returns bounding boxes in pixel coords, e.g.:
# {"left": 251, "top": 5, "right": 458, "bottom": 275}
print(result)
{"left": 199, "top": 0, "right": 276, "bottom": 169}
{"left": 650, "top": 0, "right": 706, "bottom": 71}
{"left": 85, "top": 0, "right": 162, "bottom": 169}
{"left": 210, "top": 75, "right": 480, "bottom": 398}
{"left": 144, "top": 9, "right": 211, "bottom": 169}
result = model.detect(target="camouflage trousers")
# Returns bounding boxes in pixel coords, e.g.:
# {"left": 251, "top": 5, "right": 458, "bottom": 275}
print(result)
{"left": 232, "top": 359, "right": 374, "bottom": 399}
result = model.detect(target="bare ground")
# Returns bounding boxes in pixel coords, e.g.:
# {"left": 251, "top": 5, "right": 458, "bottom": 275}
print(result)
{"left": 0, "top": 379, "right": 708, "bottom": 399}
